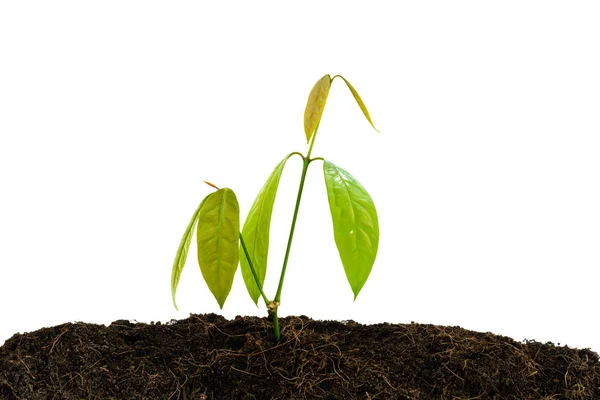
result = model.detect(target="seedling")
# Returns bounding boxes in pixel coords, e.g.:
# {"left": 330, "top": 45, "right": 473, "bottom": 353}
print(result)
{"left": 171, "top": 74, "right": 379, "bottom": 342}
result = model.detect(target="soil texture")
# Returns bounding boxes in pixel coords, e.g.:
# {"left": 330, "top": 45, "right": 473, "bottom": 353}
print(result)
{"left": 1, "top": 314, "right": 599, "bottom": 399}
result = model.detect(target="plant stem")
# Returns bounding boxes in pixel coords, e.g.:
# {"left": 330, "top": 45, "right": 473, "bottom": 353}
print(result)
{"left": 271, "top": 309, "right": 280, "bottom": 342}
{"left": 269, "top": 133, "right": 320, "bottom": 342}
{"left": 239, "top": 233, "right": 270, "bottom": 307}
{"left": 271, "top": 161, "right": 306, "bottom": 342}
{"left": 274, "top": 155, "right": 310, "bottom": 304}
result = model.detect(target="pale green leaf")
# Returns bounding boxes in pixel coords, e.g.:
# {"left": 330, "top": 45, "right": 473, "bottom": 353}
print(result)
{"left": 196, "top": 188, "right": 240, "bottom": 309}
{"left": 337, "top": 76, "right": 379, "bottom": 132}
{"left": 304, "top": 74, "right": 332, "bottom": 143}
{"left": 323, "top": 160, "right": 379, "bottom": 299}
{"left": 171, "top": 197, "right": 207, "bottom": 310}
{"left": 240, "top": 154, "right": 294, "bottom": 304}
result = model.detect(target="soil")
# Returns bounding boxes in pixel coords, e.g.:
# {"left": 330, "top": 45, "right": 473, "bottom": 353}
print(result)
{"left": 1, "top": 314, "right": 599, "bottom": 400}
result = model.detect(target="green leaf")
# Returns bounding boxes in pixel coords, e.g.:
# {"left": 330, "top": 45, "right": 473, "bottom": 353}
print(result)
{"left": 337, "top": 76, "right": 379, "bottom": 132}
{"left": 240, "top": 154, "right": 294, "bottom": 304}
{"left": 171, "top": 197, "right": 207, "bottom": 310}
{"left": 196, "top": 188, "right": 240, "bottom": 309}
{"left": 323, "top": 160, "right": 379, "bottom": 299}
{"left": 304, "top": 74, "right": 332, "bottom": 143}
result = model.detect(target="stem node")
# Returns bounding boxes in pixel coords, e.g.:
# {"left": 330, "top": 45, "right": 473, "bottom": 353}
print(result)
{"left": 267, "top": 301, "right": 280, "bottom": 313}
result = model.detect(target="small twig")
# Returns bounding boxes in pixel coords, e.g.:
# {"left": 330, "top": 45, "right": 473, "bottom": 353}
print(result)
{"left": 49, "top": 328, "right": 69, "bottom": 354}
{"left": 229, "top": 365, "right": 260, "bottom": 377}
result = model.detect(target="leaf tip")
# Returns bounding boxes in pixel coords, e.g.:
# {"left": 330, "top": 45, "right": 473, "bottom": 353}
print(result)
{"left": 216, "top": 295, "right": 227, "bottom": 309}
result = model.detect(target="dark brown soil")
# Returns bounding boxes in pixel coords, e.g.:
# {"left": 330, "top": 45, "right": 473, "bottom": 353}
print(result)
{"left": 1, "top": 314, "right": 599, "bottom": 399}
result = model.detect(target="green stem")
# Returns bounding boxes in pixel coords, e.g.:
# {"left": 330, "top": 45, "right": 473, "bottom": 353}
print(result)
{"left": 239, "top": 233, "right": 270, "bottom": 307}
{"left": 274, "top": 155, "right": 310, "bottom": 304}
{"left": 268, "top": 129, "right": 320, "bottom": 342}
{"left": 272, "top": 309, "right": 280, "bottom": 342}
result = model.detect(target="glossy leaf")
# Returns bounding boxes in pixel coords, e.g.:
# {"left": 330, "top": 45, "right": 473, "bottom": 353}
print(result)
{"left": 240, "top": 154, "right": 294, "bottom": 304}
{"left": 304, "top": 74, "right": 332, "bottom": 143}
{"left": 196, "top": 188, "right": 240, "bottom": 309}
{"left": 171, "top": 197, "right": 207, "bottom": 310}
{"left": 337, "top": 76, "right": 379, "bottom": 132}
{"left": 323, "top": 160, "right": 379, "bottom": 299}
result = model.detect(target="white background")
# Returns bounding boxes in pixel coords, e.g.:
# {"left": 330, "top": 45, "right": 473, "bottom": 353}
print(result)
{"left": 1, "top": 2, "right": 599, "bottom": 352}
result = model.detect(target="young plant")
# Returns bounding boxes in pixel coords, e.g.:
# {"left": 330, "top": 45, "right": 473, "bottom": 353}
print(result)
{"left": 171, "top": 74, "right": 379, "bottom": 342}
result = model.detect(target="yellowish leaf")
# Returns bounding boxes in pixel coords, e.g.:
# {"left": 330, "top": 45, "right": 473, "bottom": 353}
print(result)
{"left": 337, "top": 76, "right": 379, "bottom": 133}
{"left": 303, "top": 74, "right": 332, "bottom": 143}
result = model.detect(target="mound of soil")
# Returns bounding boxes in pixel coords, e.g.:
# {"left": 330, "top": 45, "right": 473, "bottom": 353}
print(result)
{"left": 1, "top": 314, "right": 599, "bottom": 399}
